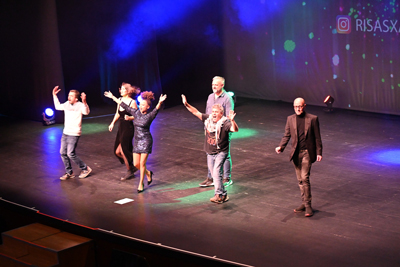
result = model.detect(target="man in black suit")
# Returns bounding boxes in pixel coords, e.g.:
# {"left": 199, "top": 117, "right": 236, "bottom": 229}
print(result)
{"left": 275, "top": 97, "right": 322, "bottom": 217}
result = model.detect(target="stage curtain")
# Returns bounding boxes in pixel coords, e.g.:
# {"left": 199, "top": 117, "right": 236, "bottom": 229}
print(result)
{"left": 0, "top": 0, "right": 64, "bottom": 120}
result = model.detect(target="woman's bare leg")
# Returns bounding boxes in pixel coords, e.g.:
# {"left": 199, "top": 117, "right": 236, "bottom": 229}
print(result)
{"left": 115, "top": 144, "right": 130, "bottom": 170}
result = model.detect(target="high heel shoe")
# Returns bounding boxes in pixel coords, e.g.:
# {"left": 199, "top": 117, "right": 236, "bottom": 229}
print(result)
{"left": 147, "top": 171, "right": 153, "bottom": 185}
{"left": 137, "top": 183, "right": 144, "bottom": 193}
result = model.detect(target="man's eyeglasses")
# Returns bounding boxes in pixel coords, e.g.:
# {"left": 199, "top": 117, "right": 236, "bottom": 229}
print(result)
{"left": 294, "top": 105, "right": 304, "bottom": 109}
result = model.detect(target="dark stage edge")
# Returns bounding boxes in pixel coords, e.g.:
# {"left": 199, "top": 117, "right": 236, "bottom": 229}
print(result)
{"left": 1, "top": 97, "right": 400, "bottom": 267}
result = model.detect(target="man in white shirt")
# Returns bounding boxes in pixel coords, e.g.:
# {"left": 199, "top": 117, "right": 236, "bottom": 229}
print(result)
{"left": 53, "top": 86, "right": 92, "bottom": 180}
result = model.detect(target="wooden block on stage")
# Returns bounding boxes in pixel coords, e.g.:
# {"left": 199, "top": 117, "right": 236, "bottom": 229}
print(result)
{"left": 0, "top": 223, "right": 94, "bottom": 267}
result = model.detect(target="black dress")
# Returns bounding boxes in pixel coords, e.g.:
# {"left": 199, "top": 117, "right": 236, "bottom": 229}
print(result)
{"left": 114, "top": 99, "right": 134, "bottom": 165}
{"left": 120, "top": 102, "right": 159, "bottom": 154}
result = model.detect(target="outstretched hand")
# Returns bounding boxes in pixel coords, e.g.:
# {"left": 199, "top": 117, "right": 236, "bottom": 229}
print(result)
{"left": 228, "top": 110, "right": 236, "bottom": 121}
{"left": 181, "top": 94, "right": 187, "bottom": 105}
{"left": 104, "top": 91, "right": 114, "bottom": 99}
{"left": 159, "top": 94, "right": 167, "bottom": 103}
{"left": 53, "top": 86, "right": 61, "bottom": 95}
{"left": 81, "top": 92, "right": 87, "bottom": 104}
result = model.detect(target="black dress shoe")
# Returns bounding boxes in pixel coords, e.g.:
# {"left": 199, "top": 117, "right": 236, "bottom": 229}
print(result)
{"left": 137, "top": 183, "right": 144, "bottom": 193}
{"left": 147, "top": 171, "right": 153, "bottom": 185}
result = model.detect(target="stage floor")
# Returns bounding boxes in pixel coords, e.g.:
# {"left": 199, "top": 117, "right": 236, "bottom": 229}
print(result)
{"left": 1, "top": 97, "right": 400, "bottom": 267}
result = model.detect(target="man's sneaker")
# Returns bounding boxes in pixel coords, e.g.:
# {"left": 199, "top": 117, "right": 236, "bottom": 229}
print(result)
{"left": 199, "top": 177, "right": 214, "bottom": 187}
{"left": 210, "top": 194, "right": 229, "bottom": 204}
{"left": 223, "top": 178, "right": 233, "bottom": 187}
{"left": 79, "top": 166, "right": 92, "bottom": 179}
{"left": 60, "top": 173, "right": 74, "bottom": 180}
{"left": 121, "top": 169, "right": 135, "bottom": 181}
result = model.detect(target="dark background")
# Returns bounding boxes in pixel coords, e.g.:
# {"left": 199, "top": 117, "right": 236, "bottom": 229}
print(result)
{"left": 1, "top": 0, "right": 399, "bottom": 121}
{"left": 0, "top": 0, "right": 223, "bottom": 120}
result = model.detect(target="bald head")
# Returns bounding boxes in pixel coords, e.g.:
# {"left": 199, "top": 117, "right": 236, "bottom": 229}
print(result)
{"left": 293, "top": 97, "right": 306, "bottom": 115}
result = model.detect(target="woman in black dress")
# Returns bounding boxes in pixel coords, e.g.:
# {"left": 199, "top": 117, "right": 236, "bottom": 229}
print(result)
{"left": 104, "top": 90, "right": 167, "bottom": 192}
{"left": 108, "top": 83, "right": 140, "bottom": 180}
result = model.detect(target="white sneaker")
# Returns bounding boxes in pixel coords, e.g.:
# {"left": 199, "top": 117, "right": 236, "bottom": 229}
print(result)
{"left": 60, "top": 173, "right": 75, "bottom": 180}
{"left": 79, "top": 166, "right": 92, "bottom": 179}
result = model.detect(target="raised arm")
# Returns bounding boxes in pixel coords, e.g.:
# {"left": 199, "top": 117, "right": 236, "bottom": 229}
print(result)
{"left": 156, "top": 94, "right": 167, "bottom": 110}
{"left": 80, "top": 92, "right": 90, "bottom": 115}
{"left": 181, "top": 95, "right": 202, "bottom": 120}
{"left": 227, "top": 110, "right": 239, "bottom": 132}
{"left": 52, "top": 86, "right": 63, "bottom": 110}
{"left": 104, "top": 91, "right": 122, "bottom": 104}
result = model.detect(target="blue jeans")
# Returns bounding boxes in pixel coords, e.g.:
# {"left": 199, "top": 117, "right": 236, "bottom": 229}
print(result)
{"left": 207, "top": 152, "right": 231, "bottom": 179}
{"left": 60, "top": 133, "right": 87, "bottom": 174}
{"left": 207, "top": 152, "right": 228, "bottom": 196}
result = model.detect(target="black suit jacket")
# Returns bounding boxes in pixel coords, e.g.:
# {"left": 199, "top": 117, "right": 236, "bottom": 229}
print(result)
{"left": 278, "top": 112, "right": 322, "bottom": 163}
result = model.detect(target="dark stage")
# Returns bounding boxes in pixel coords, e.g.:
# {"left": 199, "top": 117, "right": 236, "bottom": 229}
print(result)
{"left": 1, "top": 98, "right": 400, "bottom": 267}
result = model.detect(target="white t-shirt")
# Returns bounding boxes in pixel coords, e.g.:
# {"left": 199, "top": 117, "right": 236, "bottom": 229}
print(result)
{"left": 54, "top": 96, "right": 90, "bottom": 136}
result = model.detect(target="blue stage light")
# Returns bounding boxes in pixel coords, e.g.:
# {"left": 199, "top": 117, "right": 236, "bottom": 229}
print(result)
{"left": 371, "top": 150, "right": 400, "bottom": 165}
{"left": 45, "top": 108, "right": 54, "bottom": 117}
{"left": 108, "top": 0, "right": 205, "bottom": 59}
{"left": 42, "top": 108, "right": 55, "bottom": 126}
{"left": 137, "top": 95, "right": 143, "bottom": 105}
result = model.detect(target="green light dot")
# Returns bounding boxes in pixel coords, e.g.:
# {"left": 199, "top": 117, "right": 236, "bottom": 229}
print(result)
{"left": 284, "top": 40, "right": 296, "bottom": 52}
{"left": 305, "top": 62, "right": 308, "bottom": 65}
{"left": 362, "top": 54, "right": 365, "bottom": 59}
{"left": 309, "top": 32, "right": 314, "bottom": 39}
{"left": 390, "top": 60, "right": 393, "bottom": 63}
{"left": 391, "top": 86, "right": 394, "bottom": 89}
{"left": 371, "top": 67, "right": 374, "bottom": 70}
{"left": 302, "top": 2, "right": 306, "bottom": 6}
{"left": 326, "top": 80, "right": 329, "bottom": 82}
{"left": 382, "top": 79, "right": 385, "bottom": 82}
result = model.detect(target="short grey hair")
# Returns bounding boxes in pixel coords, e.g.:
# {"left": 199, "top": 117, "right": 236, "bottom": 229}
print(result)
{"left": 212, "top": 76, "right": 225, "bottom": 86}
{"left": 212, "top": 104, "right": 224, "bottom": 114}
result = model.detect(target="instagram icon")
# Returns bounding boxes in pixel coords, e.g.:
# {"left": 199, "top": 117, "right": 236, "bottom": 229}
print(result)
{"left": 336, "top": 15, "right": 351, "bottom": 34}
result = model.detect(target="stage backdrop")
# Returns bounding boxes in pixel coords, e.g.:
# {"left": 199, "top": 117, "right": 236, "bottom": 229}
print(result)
{"left": 222, "top": 0, "right": 400, "bottom": 115}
